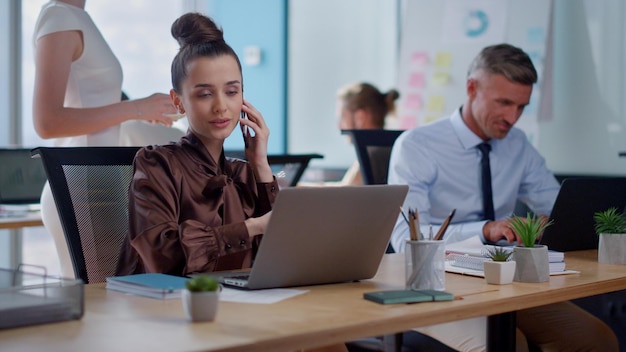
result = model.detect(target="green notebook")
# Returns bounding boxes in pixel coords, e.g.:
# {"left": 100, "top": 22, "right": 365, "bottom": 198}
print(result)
{"left": 363, "top": 289, "right": 454, "bottom": 305}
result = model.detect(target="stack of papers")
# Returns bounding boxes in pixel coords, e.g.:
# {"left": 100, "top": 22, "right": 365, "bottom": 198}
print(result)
{"left": 449, "top": 253, "right": 566, "bottom": 273}
{"left": 445, "top": 236, "right": 578, "bottom": 277}
{"left": 106, "top": 273, "right": 189, "bottom": 299}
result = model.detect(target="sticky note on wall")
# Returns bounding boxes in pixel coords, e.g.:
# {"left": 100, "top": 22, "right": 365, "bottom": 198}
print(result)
{"left": 410, "top": 51, "right": 429, "bottom": 67}
{"left": 408, "top": 72, "right": 425, "bottom": 88}
{"left": 426, "top": 95, "right": 445, "bottom": 113}
{"left": 432, "top": 72, "right": 450, "bottom": 86}
{"left": 434, "top": 52, "right": 452, "bottom": 68}
{"left": 404, "top": 93, "right": 423, "bottom": 110}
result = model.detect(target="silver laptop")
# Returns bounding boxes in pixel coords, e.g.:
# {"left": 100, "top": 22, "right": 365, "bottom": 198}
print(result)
{"left": 220, "top": 185, "right": 408, "bottom": 290}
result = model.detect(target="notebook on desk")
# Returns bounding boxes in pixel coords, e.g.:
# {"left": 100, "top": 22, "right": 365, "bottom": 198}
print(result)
{"left": 219, "top": 185, "right": 409, "bottom": 290}
{"left": 539, "top": 177, "right": 626, "bottom": 252}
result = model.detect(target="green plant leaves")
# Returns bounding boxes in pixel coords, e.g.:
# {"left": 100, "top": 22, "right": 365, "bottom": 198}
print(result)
{"left": 593, "top": 207, "right": 626, "bottom": 234}
{"left": 508, "top": 213, "right": 553, "bottom": 248}
{"left": 485, "top": 246, "right": 512, "bottom": 261}
{"left": 185, "top": 275, "right": 219, "bottom": 292}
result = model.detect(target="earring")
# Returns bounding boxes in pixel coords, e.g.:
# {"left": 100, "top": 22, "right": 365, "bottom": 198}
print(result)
{"left": 178, "top": 106, "right": 185, "bottom": 114}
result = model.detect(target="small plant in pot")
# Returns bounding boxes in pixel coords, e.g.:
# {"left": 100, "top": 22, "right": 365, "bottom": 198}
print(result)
{"left": 509, "top": 213, "right": 553, "bottom": 283}
{"left": 594, "top": 207, "right": 626, "bottom": 264}
{"left": 182, "top": 275, "right": 221, "bottom": 322}
{"left": 483, "top": 246, "right": 516, "bottom": 285}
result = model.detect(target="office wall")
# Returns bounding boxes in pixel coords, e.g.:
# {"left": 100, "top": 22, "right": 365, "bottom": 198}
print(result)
{"left": 204, "top": 0, "right": 287, "bottom": 154}
{"left": 288, "top": 0, "right": 398, "bottom": 169}
{"left": 289, "top": 0, "right": 626, "bottom": 175}
{"left": 395, "top": 0, "right": 550, "bottom": 143}
{"left": 538, "top": 0, "right": 626, "bottom": 175}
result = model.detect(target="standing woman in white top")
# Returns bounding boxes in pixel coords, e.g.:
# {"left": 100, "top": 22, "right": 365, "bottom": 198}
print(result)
{"left": 32, "top": 0, "right": 179, "bottom": 278}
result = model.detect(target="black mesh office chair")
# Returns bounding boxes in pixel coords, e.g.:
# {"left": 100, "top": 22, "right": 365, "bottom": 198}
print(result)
{"left": 341, "top": 129, "right": 404, "bottom": 185}
{"left": 32, "top": 147, "right": 140, "bottom": 284}
{"left": 342, "top": 129, "right": 404, "bottom": 253}
{"left": 225, "top": 151, "right": 323, "bottom": 188}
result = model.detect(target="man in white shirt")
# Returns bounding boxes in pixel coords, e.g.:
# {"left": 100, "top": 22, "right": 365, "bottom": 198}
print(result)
{"left": 389, "top": 43, "right": 617, "bottom": 352}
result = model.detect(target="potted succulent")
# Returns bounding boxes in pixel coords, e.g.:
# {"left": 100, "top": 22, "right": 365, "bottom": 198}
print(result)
{"left": 181, "top": 275, "right": 221, "bottom": 322}
{"left": 594, "top": 207, "right": 626, "bottom": 264}
{"left": 509, "top": 213, "right": 553, "bottom": 283}
{"left": 483, "top": 246, "right": 516, "bottom": 285}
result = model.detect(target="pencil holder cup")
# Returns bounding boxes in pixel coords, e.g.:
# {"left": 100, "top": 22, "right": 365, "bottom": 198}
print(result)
{"left": 405, "top": 240, "right": 446, "bottom": 291}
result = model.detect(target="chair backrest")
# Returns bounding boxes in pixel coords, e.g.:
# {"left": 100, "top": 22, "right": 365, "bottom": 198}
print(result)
{"left": 31, "top": 147, "right": 140, "bottom": 284}
{"left": 267, "top": 154, "right": 324, "bottom": 188}
{"left": 341, "top": 129, "right": 404, "bottom": 185}
{"left": 225, "top": 151, "right": 323, "bottom": 188}
{"left": 341, "top": 129, "right": 404, "bottom": 254}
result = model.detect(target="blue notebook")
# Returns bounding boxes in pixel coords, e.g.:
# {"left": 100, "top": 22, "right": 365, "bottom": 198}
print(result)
{"left": 106, "top": 273, "right": 189, "bottom": 299}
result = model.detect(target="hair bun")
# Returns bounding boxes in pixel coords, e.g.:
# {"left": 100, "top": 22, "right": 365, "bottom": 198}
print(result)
{"left": 171, "top": 12, "right": 224, "bottom": 48}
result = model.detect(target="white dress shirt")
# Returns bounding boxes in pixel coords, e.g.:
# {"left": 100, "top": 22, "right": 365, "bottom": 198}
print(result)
{"left": 388, "top": 107, "right": 560, "bottom": 252}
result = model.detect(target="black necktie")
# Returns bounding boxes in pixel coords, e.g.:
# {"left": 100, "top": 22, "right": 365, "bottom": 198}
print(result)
{"left": 477, "top": 143, "right": 495, "bottom": 221}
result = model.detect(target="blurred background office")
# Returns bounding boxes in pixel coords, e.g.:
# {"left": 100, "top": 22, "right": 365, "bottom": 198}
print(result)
{"left": 2, "top": 0, "right": 626, "bottom": 278}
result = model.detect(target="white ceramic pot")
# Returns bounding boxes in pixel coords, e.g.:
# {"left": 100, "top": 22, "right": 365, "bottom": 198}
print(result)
{"left": 513, "top": 245, "right": 549, "bottom": 283}
{"left": 483, "top": 260, "right": 516, "bottom": 285}
{"left": 598, "top": 234, "right": 626, "bottom": 264}
{"left": 181, "top": 289, "right": 220, "bottom": 322}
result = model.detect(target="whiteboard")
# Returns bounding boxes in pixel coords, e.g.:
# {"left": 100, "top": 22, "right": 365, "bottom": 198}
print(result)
{"left": 396, "top": 0, "right": 552, "bottom": 146}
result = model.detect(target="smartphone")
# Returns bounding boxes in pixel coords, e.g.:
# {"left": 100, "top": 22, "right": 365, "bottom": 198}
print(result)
{"left": 240, "top": 111, "right": 249, "bottom": 148}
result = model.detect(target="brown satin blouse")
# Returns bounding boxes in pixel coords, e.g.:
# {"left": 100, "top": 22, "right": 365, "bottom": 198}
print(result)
{"left": 116, "top": 132, "right": 279, "bottom": 276}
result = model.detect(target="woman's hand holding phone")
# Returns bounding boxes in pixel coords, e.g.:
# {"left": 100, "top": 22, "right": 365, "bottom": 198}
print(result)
{"left": 239, "top": 99, "right": 273, "bottom": 182}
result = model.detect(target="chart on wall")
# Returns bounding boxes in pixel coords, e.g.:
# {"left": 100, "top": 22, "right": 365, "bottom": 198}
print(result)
{"left": 396, "top": 0, "right": 552, "bottom": 146}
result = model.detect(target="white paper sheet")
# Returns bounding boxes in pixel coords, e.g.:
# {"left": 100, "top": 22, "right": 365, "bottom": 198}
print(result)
{"left": 219, "top": 287, "right": 309, "bottom": 304}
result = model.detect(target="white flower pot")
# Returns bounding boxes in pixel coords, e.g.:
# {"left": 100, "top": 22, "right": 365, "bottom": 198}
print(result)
{"left": 483, "top": 260, "right": 516, "bottom": 285}
{"left": 598, "top": 234, "right": 626, "bottom": 264}
{"left": 181, "top": 289, "right": 220, "bottom": 322}
{"left": 513, "top": 245, "right": 549, "bottom": 283}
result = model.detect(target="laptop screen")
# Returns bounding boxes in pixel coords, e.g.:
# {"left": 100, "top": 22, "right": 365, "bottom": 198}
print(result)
{"left": 0, "top": 149, "right": 47, "bottom": 205}
{"left": 540, "top": 177, "right": 626, "bottom": 252}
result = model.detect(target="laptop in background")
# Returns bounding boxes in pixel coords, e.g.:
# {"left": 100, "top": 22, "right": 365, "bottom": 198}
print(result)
{"left": 0, "top": 148, "right": 47, "bottom": 212}
{"left": 539, "top": 177, "right": 626, "bottom": 252}
{"left": 220, "top": 185, "right": 408, "bottom": 290}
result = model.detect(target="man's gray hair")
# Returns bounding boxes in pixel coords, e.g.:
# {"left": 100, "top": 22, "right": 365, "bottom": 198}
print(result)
{"left": 467, "top": 43, "right": 537, "bottom": 85}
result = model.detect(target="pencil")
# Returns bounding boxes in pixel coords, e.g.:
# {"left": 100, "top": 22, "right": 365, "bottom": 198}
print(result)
{"left": 408, "top": 208, "right": 418, "bottom": 241}
{"left": 433, "top": 208, "right": 456, "bottom": 241}
{"left": 413, "top": 209, "right": 421, "bottom": 240}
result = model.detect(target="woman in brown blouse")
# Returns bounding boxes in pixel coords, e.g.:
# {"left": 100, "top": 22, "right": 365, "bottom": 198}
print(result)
{"left": 116, "top": 12, "right": 350, "bottom": 352}
{"left": 116, "top": 12, "right": 278, "bottom": 277}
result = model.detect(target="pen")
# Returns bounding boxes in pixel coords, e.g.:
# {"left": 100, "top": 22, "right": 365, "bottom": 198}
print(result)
{"left": 433, "top": 209, "right": 456, "bottom": 241}
{"left": 399, "top": 206, "right": 410, "bottom": 224}
{"left": 400, "top": 206, "right": 419, "bottom": 241}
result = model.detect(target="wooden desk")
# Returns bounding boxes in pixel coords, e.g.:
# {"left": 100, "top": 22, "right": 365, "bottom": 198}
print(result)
{"left": 1, "top": 251, "right": 625, "bottom": 352}
{"left": 0, "top": 212, "right": 43, "bottom": 230}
